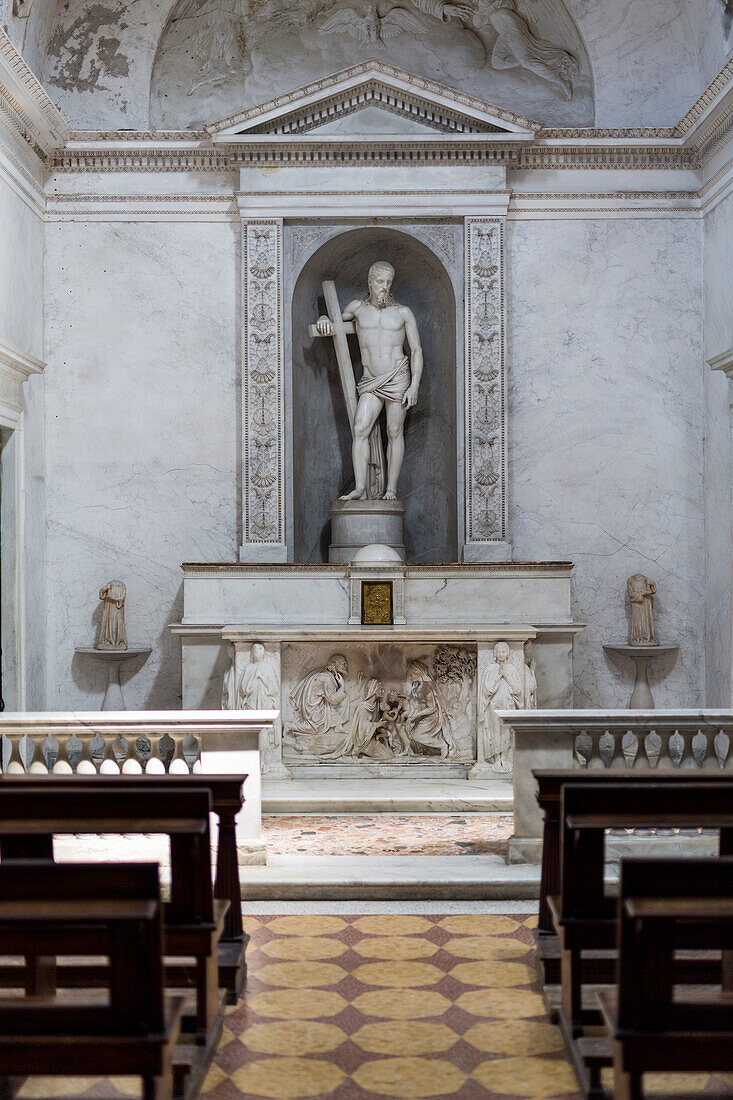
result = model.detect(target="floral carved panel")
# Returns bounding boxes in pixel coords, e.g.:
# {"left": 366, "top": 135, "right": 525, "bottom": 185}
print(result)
{"left": 242, "top": 219, "right": 285, "bottom": 550}
{"left": 465, "top": 216, "right": 505, "bottom": 546}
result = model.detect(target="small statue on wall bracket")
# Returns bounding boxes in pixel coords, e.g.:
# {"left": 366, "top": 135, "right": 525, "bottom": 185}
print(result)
{"left": 96, "top": 580, "right": 128, "bottom": 650}
{"left": 627, "top": 574, "right": 659, "bottom": 647}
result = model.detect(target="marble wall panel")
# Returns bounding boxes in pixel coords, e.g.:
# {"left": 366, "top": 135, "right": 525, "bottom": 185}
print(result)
{"left": 0, "top": 163, "right": 46, "bottom": 709}
{"left": 507, "top": 216, "right": 705, "bottom": 707}
{"left": 703, "top": 188, "right": 733, "bottom": 706}
{"left": 0, "top": 171, "right": 44, "bottom": 361}
{"left": 567, "top": 0, "right": 716, "bottom": 126}
{"left": 43, "top": 219, "right": 239, "bottom": 708}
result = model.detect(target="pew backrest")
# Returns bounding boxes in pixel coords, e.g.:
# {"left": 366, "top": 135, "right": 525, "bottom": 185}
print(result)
{"left": 0, "top": 786, "right": 214, "bottom": 923}
{"left": 616, "top": 857, "right": 733, "bottom": 1032}
{"left": 560, "top": 782, "right": 733, "bottom": 918}
{"left": 0, "top": 861, "right": 166, "bottom": 1036}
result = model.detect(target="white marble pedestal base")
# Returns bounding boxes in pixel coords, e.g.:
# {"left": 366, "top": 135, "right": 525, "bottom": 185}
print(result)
{"left": 603, "top": 643, "right": 679, "bottom": 707}
{"left": 75, "top": 647, "right": 152, "bottom": 709}
{"left": 329, "top": 498, "right": 405, "bottom": 562}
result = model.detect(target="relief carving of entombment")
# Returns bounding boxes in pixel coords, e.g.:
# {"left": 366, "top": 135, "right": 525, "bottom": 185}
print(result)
{"left": 284, "top": 645, "right": 476, "bottom": 763}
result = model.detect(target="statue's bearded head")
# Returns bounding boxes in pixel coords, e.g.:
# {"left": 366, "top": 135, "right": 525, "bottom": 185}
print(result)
{"left": 367, "top": 261, "right": 396, "bottom": 309}
{"left": 327, "top": 654, "right": 348, "bottom": 679}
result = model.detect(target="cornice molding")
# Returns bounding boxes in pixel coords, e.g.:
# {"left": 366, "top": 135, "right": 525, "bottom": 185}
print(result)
{"left": 206, "top": 59, "right": 541, "bottom": 138}
{"left": 1, "top": 49, "right": 726, "bottom": 178}
{"left": 709, "top": 346, "right": 733, "bottom": 379}
{"left": 0, "top": 29, "right": 69, "bottom": 158}
{"left": 0, "top": 336, "right": 45, "bottom": 386}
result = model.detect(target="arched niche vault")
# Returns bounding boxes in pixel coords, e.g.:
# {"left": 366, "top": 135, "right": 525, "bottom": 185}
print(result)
{"left": 149, "top": 0, "right": 594, "bottom": 129}
{"left": 290, "top": 227, "right": 458, "bottom": 565}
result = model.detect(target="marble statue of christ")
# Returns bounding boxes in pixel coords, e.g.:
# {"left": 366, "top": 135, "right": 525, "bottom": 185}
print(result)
{"left": 317, "top": 261, "right": 423, "bottom": 501}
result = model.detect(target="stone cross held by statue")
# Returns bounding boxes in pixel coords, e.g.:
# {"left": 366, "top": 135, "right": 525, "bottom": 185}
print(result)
{"left": 309, "top": 279, "right": 386, "bottom": 498}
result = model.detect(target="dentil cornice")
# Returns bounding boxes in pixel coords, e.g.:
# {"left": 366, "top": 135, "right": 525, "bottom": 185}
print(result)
{"left": 0, "top": 28, "right": 69, "bottom": 159}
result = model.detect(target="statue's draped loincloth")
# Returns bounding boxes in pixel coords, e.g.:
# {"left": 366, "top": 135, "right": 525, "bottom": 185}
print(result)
{"left": 358, "top": 357, "right": 410, "bottom": 402}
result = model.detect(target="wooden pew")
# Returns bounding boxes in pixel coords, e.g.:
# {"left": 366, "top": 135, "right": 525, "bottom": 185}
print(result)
{"left": 0, "top": 786, "right": 227, "bottom": 1048}
{"left": 0, "top": 773, "right": 249, "bottom": 1002}
{"left": 0, "top": 862, "right": 183, "bottom": 1100}
{"left": 550, "top": 782, "right": 733, "bottom": 1097}
{"left": 598, "top": 858, "right": 733, "bottom": 1100}
{"left": 532, "top": 770, "right": 733, "bottom": 985}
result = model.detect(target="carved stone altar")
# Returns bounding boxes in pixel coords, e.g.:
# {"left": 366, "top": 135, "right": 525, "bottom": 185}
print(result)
{"left": 175, "top": 561, "right": 582, "bottom": 778}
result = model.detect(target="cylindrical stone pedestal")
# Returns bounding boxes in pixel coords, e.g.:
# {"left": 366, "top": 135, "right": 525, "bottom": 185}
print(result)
{"left": 329, "top": 499, "right": 405, "bottom": 563}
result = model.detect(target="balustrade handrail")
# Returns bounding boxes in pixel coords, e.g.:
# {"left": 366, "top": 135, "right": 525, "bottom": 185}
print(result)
{"left": 499, "top": 709, "right": 733, "bottom": 848}
{"left": 0, "top": 709, "right": 278, "bottom": 775}
{"left": 498, "top": 709, "right": 733, "bottom": 733}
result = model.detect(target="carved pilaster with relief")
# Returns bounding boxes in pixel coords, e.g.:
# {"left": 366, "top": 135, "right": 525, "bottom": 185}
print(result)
{"left": 464, "top": 217, "right": 507, "bottom": 560}
{"left": 241, "top": 218, "right": 287, "bottom": 561}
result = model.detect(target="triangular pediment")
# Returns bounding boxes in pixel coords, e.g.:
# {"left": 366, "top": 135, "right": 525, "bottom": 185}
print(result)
{"left": 207, "top": 61, "right": 540, "bottom": 142}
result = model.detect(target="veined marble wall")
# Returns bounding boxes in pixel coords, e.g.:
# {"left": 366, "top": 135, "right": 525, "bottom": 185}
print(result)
{"left": 507, "top": 217, "right": 705, "bottom": 708}
{"left": 0, "top": 126, "right": 46, "bottom": 709}
{"left": 36, "top": 205, "right": 714, "bottom": 710}
{"left": 704, "top": 186, "right": 733, "bottom": 706}
{"left": 43, "top": 218, "right": 240, "bottom": 708}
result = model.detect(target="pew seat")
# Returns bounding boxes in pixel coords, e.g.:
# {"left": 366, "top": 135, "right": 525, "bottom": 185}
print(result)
{"left": 598, "top": 858, "right": 733, "bottom": 1100}
{"left": 0, "top": 863, "right": 183, "bottom": 1100}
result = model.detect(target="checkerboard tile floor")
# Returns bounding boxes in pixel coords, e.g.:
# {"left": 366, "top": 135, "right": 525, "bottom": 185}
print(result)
{"left": 14, "top": 913, "right": 733, "bottom": 1100}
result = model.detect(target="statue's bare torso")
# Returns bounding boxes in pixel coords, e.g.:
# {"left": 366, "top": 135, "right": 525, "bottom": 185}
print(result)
{"left": 317, "top": 263, "right": 423, "bottom": 501}
{"left": 346, "top": 300, "right": 413, "bottom": 378}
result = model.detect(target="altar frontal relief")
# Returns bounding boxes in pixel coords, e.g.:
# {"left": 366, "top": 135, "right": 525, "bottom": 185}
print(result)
{"left": 283, "top": 643, "right": 477, "bottom": 764}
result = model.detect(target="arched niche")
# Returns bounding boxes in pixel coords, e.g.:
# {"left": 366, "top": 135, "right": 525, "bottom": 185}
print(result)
{"left": 290, "top": 227, "right": 458, "bottom": 564}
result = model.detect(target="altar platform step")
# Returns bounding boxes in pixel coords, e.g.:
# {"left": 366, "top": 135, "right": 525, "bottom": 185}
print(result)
{"left": 262, "top": 778, "right": 513, "bottom": 815}
{"left": 240, "top": 854, "right": 539, "bottom": 900}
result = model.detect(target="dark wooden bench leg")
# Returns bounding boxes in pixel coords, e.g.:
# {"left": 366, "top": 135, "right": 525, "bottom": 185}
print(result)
{"left": 561, "top": 943, "right": 583, "bottom": 1039}
{"left": 539, "top": 806, "right": 560, "bottom": 934}
{"left": 143, "top": 1067, "right": 173, "bottom": 1100}
{"left": 214, "top": 807, "right": 243, "bottom": 943}
{"left": 196, "top": 939, "right": 220, "bottom": 1042}
{"left": 24, "top": 954, "right": 56, "bottom": 997}
{"left": 613, "top": 1052, "right": 643, "bottom": 1100}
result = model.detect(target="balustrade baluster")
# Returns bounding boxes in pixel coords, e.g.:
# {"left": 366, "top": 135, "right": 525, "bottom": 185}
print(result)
{"left": 574, "top": 730, "right": 592, "bottom": 767}
{"left": 42, "top": 733, "right": 59, "bottom": 772}
{"left": 112, "top": 734, "right": 129, "bottom": 771}
{"left": 135, "top": 732, "right": 151, "bottom": 771}
{"left": 669, "top": 729, "right": 684, "bottom": 767}
{"left": 599, "top": 729, "right": 615, "bottom": 768}
{"left": 66, "top": 732, "right": 82, "bottom": 772}
{"left": 19, "top": 733, "right": 35, "bottom": 772}
{"left": 0, "top": 732, "right": 11, "bottom": 772}
{"left": 715, "top": 730, "right": 730, "bottom": 768}
{"left": 621, "top": 730, "right": 638, "bottom": 768}
{"left": 644, "top": 729, "right": 662, "bottom": 768}
{"left": 182, "top": 731, "right": 199, "bottom": 773}
{"left": 158, "top": 731, "right": 175, "bottom": 772}
{"left": 692, "top": 729, "right": 707, "bottom": 767}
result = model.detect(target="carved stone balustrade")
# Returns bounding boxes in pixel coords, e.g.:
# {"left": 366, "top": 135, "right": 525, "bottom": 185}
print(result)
{"left": 500, "top": 710, "right": 733, "bottom": 861}
{"left": 0, "top": 710, "right": 274, "bottom": 776}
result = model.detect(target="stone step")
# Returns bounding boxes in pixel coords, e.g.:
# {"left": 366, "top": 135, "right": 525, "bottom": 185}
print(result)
{"left": 262, "top": 778, "right": 513, "bottom": 815}
{"left": 240, "top": 854, "right": 540, "bottom": 900}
